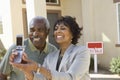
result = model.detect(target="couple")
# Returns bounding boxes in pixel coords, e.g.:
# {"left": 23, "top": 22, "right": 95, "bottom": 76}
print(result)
{"left": 10, "top": 16, "right": 91, "bottom": 80}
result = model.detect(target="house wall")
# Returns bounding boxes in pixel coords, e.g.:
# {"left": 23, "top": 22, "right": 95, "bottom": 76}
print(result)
{"left": 61, "top": 0, "right": 82, "bottom": 28}
{"left": 82, "top": 0, "right": 120, "bottom": 69}
{"left": 1, "top": 0, "right": 120, "bottom": 68}
{"left": 1, "top": 0, "right": 46, "bottom": 49}
{"left": 46, "top": 0, "right": 119, "bottom": 69}
{"left": 10, "top": 0, "right": 24, "bottom": 44}
{"left": 0, "top": 0, "right": 24, "bottom": 49}
{"left": 95, "top": 0, "right": 120, "bottom": 69}
{"left": 46, "top": 0, "right": 84, "bottom": 45}
{"left": 61, "top": 0, "right": 84, "bottom": 45}
{"left": 0, "top": 0, "right": 13, "bottom": 49}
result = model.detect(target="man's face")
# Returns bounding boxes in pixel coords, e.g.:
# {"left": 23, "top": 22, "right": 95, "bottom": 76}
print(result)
{"left": 29, "top": 22, "right": 48, "bottom": 49}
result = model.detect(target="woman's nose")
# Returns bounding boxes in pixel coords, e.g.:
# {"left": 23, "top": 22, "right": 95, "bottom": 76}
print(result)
{"left": 56, "top": 28, "right": 61, "bottom": 33}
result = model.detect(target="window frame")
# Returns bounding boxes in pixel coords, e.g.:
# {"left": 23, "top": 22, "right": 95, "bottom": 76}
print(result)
{"left": 116, "top": 2, "right": 120, "bottom": 47}
{"left": 114, "top": 0, "right": 120, "bottom": 3}
{"left": 22, "top": 0, "right": 60, "bottom": 6}
{"left": 46, "top": 0, "right": 60, "bottom": 6}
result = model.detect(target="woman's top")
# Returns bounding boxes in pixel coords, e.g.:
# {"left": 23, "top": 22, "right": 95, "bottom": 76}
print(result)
{"left": 33, "top": 44, "right": 91, "bottom": 80}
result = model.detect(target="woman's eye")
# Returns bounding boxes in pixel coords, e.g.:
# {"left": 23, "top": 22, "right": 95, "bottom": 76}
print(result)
{"left": 54, "top": 27, "right": 58, "bottom": 30}
{"left": 61, "top": 27, "right": 66, "bottom": 30}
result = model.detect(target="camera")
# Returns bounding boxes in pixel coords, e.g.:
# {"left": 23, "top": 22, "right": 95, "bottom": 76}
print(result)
{"left": 14, "top": 34, "right": 24, "bottom": 63}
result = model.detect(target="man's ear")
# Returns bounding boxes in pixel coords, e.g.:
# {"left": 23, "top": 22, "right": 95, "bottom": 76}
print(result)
{"left": 47, "top": 29, "right": 50, "bottom": 34}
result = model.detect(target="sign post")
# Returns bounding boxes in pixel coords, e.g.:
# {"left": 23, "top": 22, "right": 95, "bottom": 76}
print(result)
{"left": 94, "top": 54, "right": 97, "bottom": 73}
{"left": 87, "top": 42, "right": 103, "bottom": 73}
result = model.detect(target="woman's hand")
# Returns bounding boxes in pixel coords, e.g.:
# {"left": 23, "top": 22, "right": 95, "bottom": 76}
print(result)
{"left": 39, "top": 67, "right": 52, "bottom": 80}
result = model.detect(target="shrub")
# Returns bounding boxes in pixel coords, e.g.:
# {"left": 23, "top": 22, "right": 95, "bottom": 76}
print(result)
{"left": 90, "top": 57, "right": 94, "bottom": 70}
{"left": 110, "top": 56, "right": 120, "bottom": 75}
{"left": 0, "top": 48, "right": 6, "bottom": 61}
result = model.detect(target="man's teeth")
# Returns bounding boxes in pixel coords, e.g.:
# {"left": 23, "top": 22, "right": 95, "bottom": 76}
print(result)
{"left": 34, "top": 38, "right": 40, "bottom": 41}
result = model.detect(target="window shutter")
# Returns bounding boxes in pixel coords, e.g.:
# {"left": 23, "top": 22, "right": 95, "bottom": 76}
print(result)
{"left": 113, "top": 0, "right": 120, "bottom": 3}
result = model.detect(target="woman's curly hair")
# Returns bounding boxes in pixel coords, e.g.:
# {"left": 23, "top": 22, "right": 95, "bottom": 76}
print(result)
{"left": 54, "top": 16, "right": 83, "bottom": 45}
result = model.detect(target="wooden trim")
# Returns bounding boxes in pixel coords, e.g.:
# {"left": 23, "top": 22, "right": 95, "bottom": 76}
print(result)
{"left": 22, "top": 8, "right": 28, "bottom": 38}
{"left": 22, "top": 0, "right": 26, "bottom": 4}
{"left": 22, "top": 0, "right": 61, "bottom": 6}
{"left": 115, "top": 44, "right": 120, "bottom": 47}
{"left": 113, "top": 0, "right": 120, "bottom": 3}
{"left": 47, "top": 10, "right": 61, "bottom": 17}
{"left": 46, "top": 0, "right": 60, "bottom": 6}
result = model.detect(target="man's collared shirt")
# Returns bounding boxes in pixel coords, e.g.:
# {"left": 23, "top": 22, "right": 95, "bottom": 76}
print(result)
{"left": 0, "top": 38, "right": 57, "bottom": 80}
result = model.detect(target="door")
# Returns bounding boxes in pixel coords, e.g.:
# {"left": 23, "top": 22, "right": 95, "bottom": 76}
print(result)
{"left": 47, "top": 10, "right": 61, "bottom": 48}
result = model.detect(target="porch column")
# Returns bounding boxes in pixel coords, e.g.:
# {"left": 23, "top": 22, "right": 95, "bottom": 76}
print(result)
{"left": 26, "top": 0, "right": 47, "bottom": 32}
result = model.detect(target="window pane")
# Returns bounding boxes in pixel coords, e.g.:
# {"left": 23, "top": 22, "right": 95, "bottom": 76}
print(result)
{"left": 46, "top": 0, "right": 49, "bottom": 2}
{"left": 47, "top": 13, "right": 59, "bottom": 48}
{"left": 51, "top": 0, "right": 57, "bottom": 3}
{"left": 46, "top": 0, "right": 58, "bottom": 3}
{"left": 118, "top": 4, "right": 120, "bottom": 40}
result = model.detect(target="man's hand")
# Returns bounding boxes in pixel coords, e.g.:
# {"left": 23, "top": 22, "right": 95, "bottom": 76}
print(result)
{"left": 9, "top": 51, "right": 38, "bottom": 80}
{"left": 9, "top": 50, "right": 28, "bottom": 64}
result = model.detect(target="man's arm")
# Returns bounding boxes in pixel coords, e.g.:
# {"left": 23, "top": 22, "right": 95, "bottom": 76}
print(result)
{"left": 0, "top": 73, "right": 7, "bottom": 80}
{"left": 0, "top": 45, "right": 16, "bottom": 80}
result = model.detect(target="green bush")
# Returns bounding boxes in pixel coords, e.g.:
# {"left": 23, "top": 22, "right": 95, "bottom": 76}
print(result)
{"left": 0, "top": 48, "right": 6, "bottom": 61}
{"left": 90, "top": 57, "right": 94, "bottom": 70}
{"left": 110, "top": 56, "right": 120, "bottom": 75}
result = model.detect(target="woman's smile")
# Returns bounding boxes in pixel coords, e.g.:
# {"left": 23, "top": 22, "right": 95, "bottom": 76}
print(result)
{"left": 56, "top": 35, "right": 63, "bottom": 39}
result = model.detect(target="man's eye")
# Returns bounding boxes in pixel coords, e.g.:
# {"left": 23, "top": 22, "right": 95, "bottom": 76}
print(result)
{"left": 30, "top": 28, "right": 35, "bottom": 32}
{"left": 38, "top": 28, "right": 45, "bottom": 32}
{"left": 38, "top": 28, "right": 41, "bottom": 31}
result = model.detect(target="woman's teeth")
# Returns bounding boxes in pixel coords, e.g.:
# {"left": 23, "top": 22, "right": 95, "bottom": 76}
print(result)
{"left": 57, "top": 36, "right": 62, "bottom": 38}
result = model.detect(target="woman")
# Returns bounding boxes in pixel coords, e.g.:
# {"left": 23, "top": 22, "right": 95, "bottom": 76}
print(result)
{"left": 10, "top": 16, "right": 91, "bottom": 80}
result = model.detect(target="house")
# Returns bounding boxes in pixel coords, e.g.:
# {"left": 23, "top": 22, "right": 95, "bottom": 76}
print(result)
{"left": 0, "top": 0, "right": 120, "bottom": 70}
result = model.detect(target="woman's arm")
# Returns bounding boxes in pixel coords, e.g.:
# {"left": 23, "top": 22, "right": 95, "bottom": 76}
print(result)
{"left": 34, "top": 47, "right": 90, "bottom": 80}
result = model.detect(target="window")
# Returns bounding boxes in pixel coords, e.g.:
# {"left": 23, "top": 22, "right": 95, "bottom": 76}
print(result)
{"left": 116, "top": 3, "right": 120, "bottom": 43}
{"left": 47, "top": 10, "right": 61, "bottom": 48}
{"left": 114, "top": 0, "right": 120, "bottom": 47}
{"left": 46, "top": 0, "right": 60, "bottom": 5}
{"left": 114, "top": 0, "right": 120, "bottom": 3}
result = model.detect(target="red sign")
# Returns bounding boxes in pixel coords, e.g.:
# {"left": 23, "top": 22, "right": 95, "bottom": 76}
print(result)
{"left": 88, "top": 43, "right": 102, "bottom": 48}
{"left": 87, "top": 42, "right": 103, "bottom": 54}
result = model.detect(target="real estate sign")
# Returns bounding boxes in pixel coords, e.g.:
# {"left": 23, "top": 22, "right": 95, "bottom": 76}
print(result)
{"left": 87, "top": 41, "right": 103, "bottom": 73}
{"left": 87, "top": 42, "right": 103, "bottom": 54}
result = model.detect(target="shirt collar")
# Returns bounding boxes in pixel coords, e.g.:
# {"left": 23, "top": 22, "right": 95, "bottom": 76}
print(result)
{"left": 28, "top": 39, "right": 47, "bottom": 53}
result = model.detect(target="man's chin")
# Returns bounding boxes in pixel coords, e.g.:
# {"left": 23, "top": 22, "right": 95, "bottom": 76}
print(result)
{"left": 34, "top": 43, "right": 40, "bottom": 46}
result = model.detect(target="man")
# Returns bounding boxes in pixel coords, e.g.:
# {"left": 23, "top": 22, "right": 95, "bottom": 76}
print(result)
{"left": 0, "top": 16, "right": 57, "bottom": 80}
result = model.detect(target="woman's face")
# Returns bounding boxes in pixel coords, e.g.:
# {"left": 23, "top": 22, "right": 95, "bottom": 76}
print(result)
{"left": 54, "top": 23, "right": 73, "bottom": 45}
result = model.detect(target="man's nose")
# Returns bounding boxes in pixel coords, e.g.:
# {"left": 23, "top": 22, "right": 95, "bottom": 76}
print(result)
{"left": 33, "top": 31, "right": 39, "bottom": 36}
